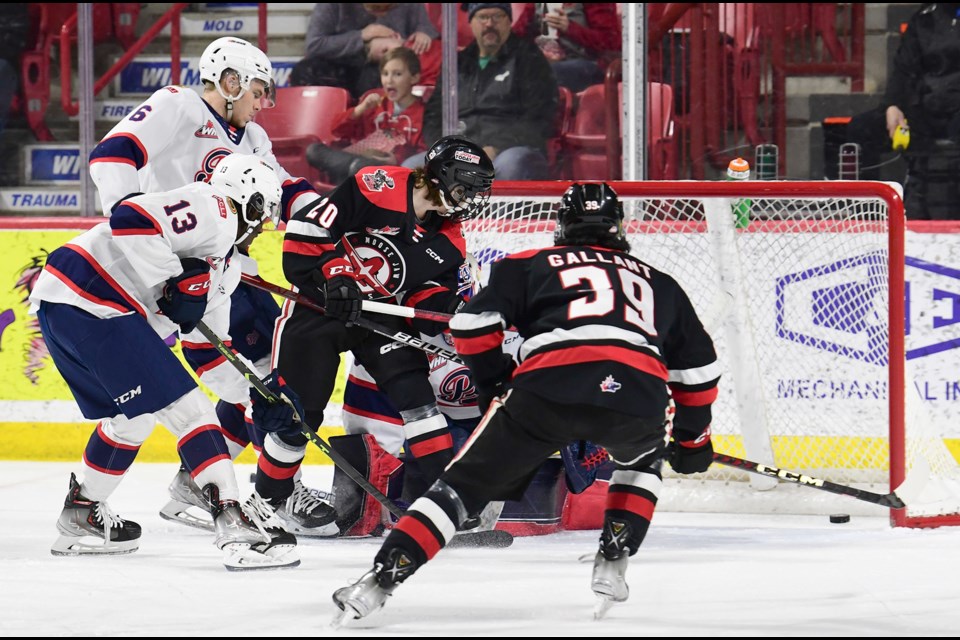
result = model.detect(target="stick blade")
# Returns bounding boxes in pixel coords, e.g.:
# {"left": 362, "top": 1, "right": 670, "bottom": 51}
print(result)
{"left": 446, "top": 529, "right": 514, "bottom": 549}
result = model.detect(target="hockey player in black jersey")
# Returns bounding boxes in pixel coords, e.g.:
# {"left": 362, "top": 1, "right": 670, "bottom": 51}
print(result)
{"left": 247, "top": 135, "right": 495, "bottom": 535}
{"left": 332, "top": 182, "right": 721, "bottom": 624}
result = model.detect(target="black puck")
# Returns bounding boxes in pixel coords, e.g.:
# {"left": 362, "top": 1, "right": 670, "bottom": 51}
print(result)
{"left": 829, "top": 513, "right": 850, "bottom": 524}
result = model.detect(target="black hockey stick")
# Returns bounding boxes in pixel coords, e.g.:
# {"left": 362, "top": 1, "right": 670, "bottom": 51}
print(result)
{"left": 712, "top": 452, "right": 907, "bottom": 509}
{"left": 240, "top": 274, "right": 464, "bottom": 364}
{"left": 241, "top": 274, "right": 454, "bottom": 323}
{"left": 194, "top": 320, "right": 510, "bottom": 548}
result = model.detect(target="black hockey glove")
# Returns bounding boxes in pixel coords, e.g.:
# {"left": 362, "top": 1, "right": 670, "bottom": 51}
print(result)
{"left": 668, "top": 429, "right": 714, "bottom": 474}
{"left": 475, "top": 357, "right": 517, "bottom": 414}
{"left": 250, "top": 370, "right": 305, "bottom": 437}
{"left": 315, "top": 258, "right": 362, "bottom": 324}
{"left": 156, "top": 257, "right": 211, "bottom": 334}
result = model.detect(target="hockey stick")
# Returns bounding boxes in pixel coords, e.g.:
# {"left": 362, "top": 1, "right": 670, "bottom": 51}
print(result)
{"left": 194, "top": 320, "right": 510, "bottom": 548}
{"left": 712, "top": 452, "right": 907, "bottom": 509}
{"left": 240, "top": 273, "right": 454, "bottom": 324}
{"left": 239, "top": 274, "right": 464, "bottom": 364}
{"left": 194, "top": 320, "right": 403, "bottom": 516}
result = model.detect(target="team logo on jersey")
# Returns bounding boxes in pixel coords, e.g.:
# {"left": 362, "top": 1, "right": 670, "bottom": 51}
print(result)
{"left": 361, "top": 168, "right": 395, "bottom": 192}
{"left": 365, "top": 225, "right": 401, "bottom": 236}
{"left": 599, "top": 375, "right": 622, "bottom": 393}
{"left": 195, "top": 120, "right": 219, "bottom": 139}
{"left": 195, "top": 148, "right": 232, "bottom": 183}
{"left": 436, "top": 365, "right": 477, "bottom": 405}
{"left": 344, "top": 232, "right": 406, "bottom": 296}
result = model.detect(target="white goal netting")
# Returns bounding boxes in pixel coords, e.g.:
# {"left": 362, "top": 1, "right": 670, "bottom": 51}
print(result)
{"left": 467, "top": 181, "right": 960, "bottom": 526}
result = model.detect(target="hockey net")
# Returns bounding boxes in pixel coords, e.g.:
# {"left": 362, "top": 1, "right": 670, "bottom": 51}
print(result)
{"left": 465, "top": 180, "right": 960, "bottom": 528}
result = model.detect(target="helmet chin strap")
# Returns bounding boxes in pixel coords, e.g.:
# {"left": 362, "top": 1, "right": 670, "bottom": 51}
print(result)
{"left": 215, "top": 79, "right": 245, "bottom": 122}
{"left": 437, "top": 190, "right": 467, "bottom": 216}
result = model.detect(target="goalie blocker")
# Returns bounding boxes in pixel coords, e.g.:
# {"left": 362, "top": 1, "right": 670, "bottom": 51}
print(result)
{"left": 329, "top": 434, "right": 615, "bottom": 537}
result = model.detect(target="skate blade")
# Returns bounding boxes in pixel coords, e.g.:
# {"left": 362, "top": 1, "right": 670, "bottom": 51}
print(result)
{"left": 221, "top": 543, "right": 300, "bottom": 571}
{"left": 330, "top": 604, "right": 359, "bottom": 630}
{"left": 279, "top": 520, "right": 339, "bottom": 538}
{"left": 51, "top": 535, "right": 139, "bottom": 556}
{"left": 158, "top": 501, "right": 215, "bottom": 532}
{"left": 593, "top": 595, "right": 616, "bottom": 620}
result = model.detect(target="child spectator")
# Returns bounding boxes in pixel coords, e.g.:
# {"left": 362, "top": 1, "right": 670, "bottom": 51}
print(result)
{"left": 306, "top": 47, "right": 427, "bottom": 185}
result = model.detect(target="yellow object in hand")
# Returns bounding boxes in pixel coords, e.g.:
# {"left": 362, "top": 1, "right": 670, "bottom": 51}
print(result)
{"left": 892, "top": 123, "right": 910, "bottom": 151}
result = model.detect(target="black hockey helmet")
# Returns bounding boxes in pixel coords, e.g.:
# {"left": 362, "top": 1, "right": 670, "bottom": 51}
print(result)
{"left": 554, "top": 182, "right": 628, "bottom": 249}
{"left": 424, "top": 135, "right": 495, "bottom": 221}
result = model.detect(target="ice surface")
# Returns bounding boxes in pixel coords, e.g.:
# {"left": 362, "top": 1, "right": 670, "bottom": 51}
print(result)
{"left": 3, "top": 461, "right": 959, "bottom": 637}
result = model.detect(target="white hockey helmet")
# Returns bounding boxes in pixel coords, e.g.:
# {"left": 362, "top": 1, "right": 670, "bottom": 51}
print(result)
{"left": 199, "top": 37, "right": 276, "bottom": 108}
{"left": 208, "top": 153, "right": 283, "bottom": 246}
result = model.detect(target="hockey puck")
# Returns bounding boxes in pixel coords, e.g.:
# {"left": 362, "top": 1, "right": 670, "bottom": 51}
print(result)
{"left": 829, "top": 513, "right": 850, "bottom": 524}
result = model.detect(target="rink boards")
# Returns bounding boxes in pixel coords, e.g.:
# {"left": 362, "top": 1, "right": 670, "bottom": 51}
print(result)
{"left": 1, "top": 220, "right": 959, "bottom": 466}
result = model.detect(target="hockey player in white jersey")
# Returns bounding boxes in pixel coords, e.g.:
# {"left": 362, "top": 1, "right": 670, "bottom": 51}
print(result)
{"left": 88, "top": 36, "right": 336, "bottom": 535}
{"left": 30, "top": 154, "right": 303, "bottom": 570}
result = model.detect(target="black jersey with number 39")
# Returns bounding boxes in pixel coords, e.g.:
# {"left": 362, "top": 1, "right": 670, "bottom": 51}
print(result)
{"left": 450, "top": 243, "right": 721, "bottom": 439}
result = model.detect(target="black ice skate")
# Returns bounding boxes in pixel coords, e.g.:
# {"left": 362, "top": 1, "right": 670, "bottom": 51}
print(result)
{"left": 592, "top": 519, "right": 632, "bottom": 619}
{"left": 204, "top": 484, "right": 300, "bottom": 571}
{"left": 50, "top": 473, "right": 141, "bottom": 556}
{"left": 243, "top": 478, "right": 338, "bottom": 537}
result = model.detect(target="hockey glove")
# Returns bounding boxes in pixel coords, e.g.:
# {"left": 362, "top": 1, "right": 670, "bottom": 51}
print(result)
{"left": 315, "top": 258, "right": 362, "bottom": 324}
{"left": 561, "top": 440, "right": 609, "bottom": 494}
{"left": 156, "top": 258, "right": 211, "bottom": 334}
{"left": 667, "top": 429, "right": 714, "bottom": 474}
{"left": 250, "top": 369, "right": 305, "bottom": 437}
{"left": 475, "top": 357, "right": 516, "bottom": 414}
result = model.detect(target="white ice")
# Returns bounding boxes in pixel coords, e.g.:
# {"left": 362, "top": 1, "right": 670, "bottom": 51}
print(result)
{"left": 3, "top": 461, "right": 960, "bottom": 637}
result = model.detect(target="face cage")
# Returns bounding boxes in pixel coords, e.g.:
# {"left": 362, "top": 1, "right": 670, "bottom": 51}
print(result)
{"left": 438, "top": 188, "right": 491, "bottom": 222}
{"left": 235, "top": 193, "right": 279, "bottom": 246}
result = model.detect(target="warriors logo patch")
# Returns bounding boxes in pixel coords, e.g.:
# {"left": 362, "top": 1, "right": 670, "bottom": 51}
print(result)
{"left": 361, "top": 168, "right": 396, "bottom": 192}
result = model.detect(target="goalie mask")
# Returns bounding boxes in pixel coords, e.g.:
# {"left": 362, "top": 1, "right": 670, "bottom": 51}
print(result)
{"left": 208, "top": 153, "right": 283, "bottom": 246}
{"left": 199, "top": 37, "right": 276, "bottom": 108}
{"left": 554, "top": 182, "right": 628, "bottom": 250}
{"left": 424, "top": 135, "right": 495, "bottom": 222}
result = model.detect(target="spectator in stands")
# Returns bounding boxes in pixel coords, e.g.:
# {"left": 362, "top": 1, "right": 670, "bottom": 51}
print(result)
{"left": 514, "top": 3, "right": 621, "bottom": 93}
{"left": 0, "top": 7, "right": 29, "bottom": 142}
{"left": 407, "top": 3, "right": 559, "bottom": 181}
{"left": 305, "top": 47, "right": 426, "bottom": 185}
{"left": 292, "top": 3, "right": 439, "bottom": 101}
{"left": 845, "top": 3, "right": 960, "bottom": 219}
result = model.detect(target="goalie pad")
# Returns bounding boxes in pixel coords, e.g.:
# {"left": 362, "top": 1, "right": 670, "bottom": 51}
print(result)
{"left": 561, "top": 445, "right": 615, "bottom": 530}
{"left": 330, "top": 434, "right": 403, "bottom": 538}
{"left": 496, "top": 457, "right": 567, "bottom": 537}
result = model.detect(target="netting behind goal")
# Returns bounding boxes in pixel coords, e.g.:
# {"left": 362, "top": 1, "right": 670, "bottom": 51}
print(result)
{"left": 466, "top": 180, "right": 960, "bottom": 528}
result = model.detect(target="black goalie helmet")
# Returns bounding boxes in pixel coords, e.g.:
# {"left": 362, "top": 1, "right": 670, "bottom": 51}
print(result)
{"left": 554, "top": 182, "right": 627, "bottom": 248}
{"left": 424, "top": 135, "right": 495, "bottom": 221}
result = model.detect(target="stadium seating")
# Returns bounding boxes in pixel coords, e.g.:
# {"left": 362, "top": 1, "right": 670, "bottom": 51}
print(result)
{"left": 257, "top": 86, "right": 353, "bottom": 186}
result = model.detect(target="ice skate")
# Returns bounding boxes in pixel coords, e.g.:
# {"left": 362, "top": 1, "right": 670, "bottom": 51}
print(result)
{"left": 331, "top": 548, "right": 415, "bottom": 627}
{"left": 205, "top": 484, "right": 300, "bottom": 571}
{"left": 158, "top": 467, "right": 214, "bottom": 531}
{"left": 51, "top": 473, "right": 141, "bottom": 556}
{"left": 591, "top": 517, "right": 631, "bottom": 619}
{"left": 243, "top": 478, "right": 338, "bottom": 537}
{"left": 591, "top": 551, "right": 629, "bottom": 619}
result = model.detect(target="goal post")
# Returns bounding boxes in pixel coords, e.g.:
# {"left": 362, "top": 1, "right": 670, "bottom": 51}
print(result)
{"left": 466, "top": 179, "right": 960, "bottom": 528}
